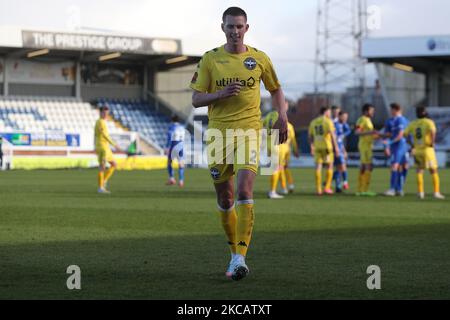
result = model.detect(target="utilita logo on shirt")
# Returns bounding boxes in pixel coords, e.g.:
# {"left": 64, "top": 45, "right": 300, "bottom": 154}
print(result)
{"left": 216, "top": 77, "right": 256, "bottom": 88}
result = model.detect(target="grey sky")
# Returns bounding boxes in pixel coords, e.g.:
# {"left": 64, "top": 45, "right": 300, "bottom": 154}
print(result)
{"left": 1, "top": 0, "right": 450, "bottom": 98}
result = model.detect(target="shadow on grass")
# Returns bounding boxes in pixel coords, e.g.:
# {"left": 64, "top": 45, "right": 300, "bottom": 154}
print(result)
{"left": 1, "top": 223, "right": 450, "bottom": 300}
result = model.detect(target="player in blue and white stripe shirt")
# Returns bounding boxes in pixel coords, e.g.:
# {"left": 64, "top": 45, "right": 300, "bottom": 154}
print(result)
{"left": 166, "top": 116, "right": 186, "bottom": 187}
{"left": 333, "top": 111, "right": 352, "bottom": 192}
{"left": 382, "top": 103, "right": 410, "bottom": 196}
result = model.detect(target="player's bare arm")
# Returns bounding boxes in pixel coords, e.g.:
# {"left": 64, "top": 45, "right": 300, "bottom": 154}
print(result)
{"left": 271, "top": 90, "right": 288, "bottom": 144}
{"left": 331, "top": 132, "right": 340, "bottom": 158}
{"left": 192, "top": 82, "right": 242, "bottom": 108}
{"left": 309, "top": 135, "right": 315, "bottom": 156}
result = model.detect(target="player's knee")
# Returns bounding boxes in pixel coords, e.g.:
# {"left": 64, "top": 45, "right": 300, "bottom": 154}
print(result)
{"left": 111, "top": 161, "right": 117, "bottom": 168}
{"left": 237, "top": 189, "right": 253, "bottom": 201}
{"left": 218, "top": 197, "right": 234, "bottom": 210}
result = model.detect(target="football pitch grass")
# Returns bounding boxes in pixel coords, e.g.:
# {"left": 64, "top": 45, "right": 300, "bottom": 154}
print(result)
{"left": 0, "top": 168, "right": 449, "bottom": 300}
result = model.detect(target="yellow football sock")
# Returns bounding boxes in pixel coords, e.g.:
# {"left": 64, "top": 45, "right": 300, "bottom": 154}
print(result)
{"left": 325, "top": 169, "right": 333, "bottom": 190}
{"left": 417, "top": 173, "right": 424, "bottom": 194}
{"left": 285, "top": 168, "right": 294, "bottom": 185}
{"left": 98, "top": 171, "right": 104, "bottom": 189}
{"left": 315, "top": 169, "right": 322, "bottom": 194}
{"left": 432, "top": 173, "right": 440, "bottom": 194}
{"left": 280, "top": 169, "right": 287, "bottom": 190}
{"left": 219, "top": 206, "right": 237, "bottom": 254}
{"left": 270, "top": 171, "right": 280, "bottom": 192}
{"left": 358, "top": 171, "right": 364, "bottom": 193}
{"left": 236, "top": 201, "right": 255, "bottom": 257}
{"left": 104, "top": 167, "right": 115, "bottom": 184}
{"left": 363, "top": 171, "right": 372, "bottom": 192}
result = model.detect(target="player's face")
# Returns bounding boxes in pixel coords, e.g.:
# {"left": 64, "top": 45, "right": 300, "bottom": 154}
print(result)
{"left": 332, "top": 108, "right": 340, "bottom": 118}
{"left": 390, "top": 108, "right": 401, "bottom": 117}
{"left": 100, "top": 109, "right": 109, "bottom": 119}
{"left": 324, "top": 110, "right": 331, "bottom": 118}
{"left": 339, "top": 113, "right": 348, "bottom": 123}
{"left": 222, "top": 15, "right": 248, "bottom": 46}
{"left": 368, "top": 107, "right": 375, "bottom": 118}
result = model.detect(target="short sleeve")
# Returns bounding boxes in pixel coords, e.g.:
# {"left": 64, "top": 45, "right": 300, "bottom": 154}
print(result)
{"left": 404, "top": 123, "right": 412, "bottom": 136}
{"left": 328, "top": 119, "right": 335, "bottom": 133}
{"left": 190, "top": 54, "right": 210, "bottom": 93}
{"left": 384, "top": 119, "right": 391, "bottom": 133}
{"left": 260, "top": 52, "right": 281, "bottom": 92}
{"left": 308, "top": 122, "right": 314, "bottom": 136}
{"left": 429, "top": 120, "right": 437, "bottom": 133}
{"left": 356, "top": 118, "right": 363, "bottom": 129}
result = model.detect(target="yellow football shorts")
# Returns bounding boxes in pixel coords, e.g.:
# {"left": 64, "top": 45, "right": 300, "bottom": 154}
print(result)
{"left": 96, "top": 147, "right": 114, "bottom": 165}
{"left": 206, "top": 127, "right": 260, "bottom": 184}
{"left": 359, "top": 147, "right": 373, "bottom": 165}
{"left": 414, "top": 147, "right": 438, "bottom": 170}
{"left": 278, "top": 143, "right": 290, "bottom": 167}
{"left": 314, "top": 148, "right": 334, "bottom": 164}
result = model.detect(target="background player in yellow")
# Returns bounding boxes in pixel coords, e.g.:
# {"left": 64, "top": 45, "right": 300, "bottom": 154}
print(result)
{"left": 355, "top": 104, "right": 379, "bottom": 196}
{"left": 190, "top": 7, "right": 288, "bottom": 281}
{"left": 308, "top": 106, "right": 340, "bottom": 195}
{"left": 264, "top": 106, "right": 299, "bottom": 199}
{"left": 95, "top": 106, "right": 121, "bottom": 194}
{"left": 405, "top": 107, "right": 445, "bottom": 200}
{"left": 280, "top": 121, "right": 299, "bottom": 194}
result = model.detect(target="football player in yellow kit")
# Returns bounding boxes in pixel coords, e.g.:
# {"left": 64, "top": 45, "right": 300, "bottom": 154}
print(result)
{"left": 355, "top": 104, "right": 379, "bottom": 196}
{"left": 405, "top": 107, "right": 445, "bottom": 200}
{"left": 308, "top": 106, "right": 340, "bottom": 195}
{"left": 190, "top": 7, "right": 288, "bottom": 281}
{"left": 94, "top": 106, "right": 121, "bottom": 194}
{"left": 264, "top": 106, "right": 299, "bottom": 199}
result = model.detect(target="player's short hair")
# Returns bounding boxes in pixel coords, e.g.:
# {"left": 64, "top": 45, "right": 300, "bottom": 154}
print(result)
{"left": 338, "top": 111, "right": 348, "bottom": 116}
{"left": 362, "top": 103, "right": 373, "bottom": 113}
{"left": 171, "top": 115, "right": 179, "bottom": 122}
{"left": 320, "top": 106, "right": 330, "bottom": 115}
{"left": 99, "top": 105, "right": 109, "bottom": 112}
{"left": 331, "top": 105, "right": 340, "bottom": 111}
{"left": 390, "top": 103, "right": 401, "bottom": 111}
{"left": 222, "top": 7, "right": 247, "bottom": 22}
{"left": 416, "top": 106, "right": 428, "bottom": 119}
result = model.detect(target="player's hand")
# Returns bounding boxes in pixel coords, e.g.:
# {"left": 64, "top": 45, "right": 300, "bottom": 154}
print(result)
{"left": 335, "top": 150, "right": 341, "bottom": 158}
{"left": 411, "top": 148, "right": 416, "bottom": 156}
{"left": 164, "top": 148, "right": 169, "bottom": 156}
{"left": 273, "top": 113, "right": 288, "bottom": 144}
{"left": 294, "top": 150, "right": 300, "bottom": 158}
{"left": 218, "top": 82, "right": 242, "bottom": 99}
{"left": 310, "top": 146, "right": 315, "bottom": 156}
{"left": 344, "top": 150, "right": 348, "bottom": 160}
{"left": 384, "top": 148, "right": 391, "bottom": 157}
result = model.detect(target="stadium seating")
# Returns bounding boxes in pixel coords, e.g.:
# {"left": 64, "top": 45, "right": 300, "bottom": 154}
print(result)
{"left": 0, "top": 96, "right": 123, "bottom": 134}
{"left": 98, "top": 98, "right": 171, "bottom": 148}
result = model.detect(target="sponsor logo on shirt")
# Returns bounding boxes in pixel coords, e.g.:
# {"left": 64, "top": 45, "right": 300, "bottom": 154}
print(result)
{"left": 215, "top": 77, "right": 256, "bottom": 88}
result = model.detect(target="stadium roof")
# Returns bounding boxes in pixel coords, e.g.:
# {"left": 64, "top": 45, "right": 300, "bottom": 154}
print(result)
{"left": 0, "top": 26, "right": 200, "bottom": 70}
{"left": 361, "top": 35, "right": 450, "bottom": 73}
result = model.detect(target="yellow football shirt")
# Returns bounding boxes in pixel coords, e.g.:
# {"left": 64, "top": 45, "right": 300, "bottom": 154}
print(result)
{"left": 286, "top": 122, "right": 297, "bottom": 150}
{"left": 308, "top": 116, "right": 335, "bottom": 150}
{"left": 405, "top": 118, "right": 436, "bottom": 150}
{"left": 95, "top": 119, "right": 115, "bottom": 150}
{"left": 356, "top": 116, "right": 374, "bottom": 149}
{"left": 190, "top": 45, "right": 281, "bottom": 130}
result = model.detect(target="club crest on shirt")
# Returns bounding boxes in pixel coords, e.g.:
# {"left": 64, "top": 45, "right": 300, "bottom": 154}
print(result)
{"left": 210, "top": 167, "right": 221, "bottom": 180}
{"left": 243, "top": 57, "right": 257, "bottom": 70}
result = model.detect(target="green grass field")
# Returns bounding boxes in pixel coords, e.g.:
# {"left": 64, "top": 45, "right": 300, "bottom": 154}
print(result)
{"left": 0, "top": 168, "right": 449, "bottom": 300}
